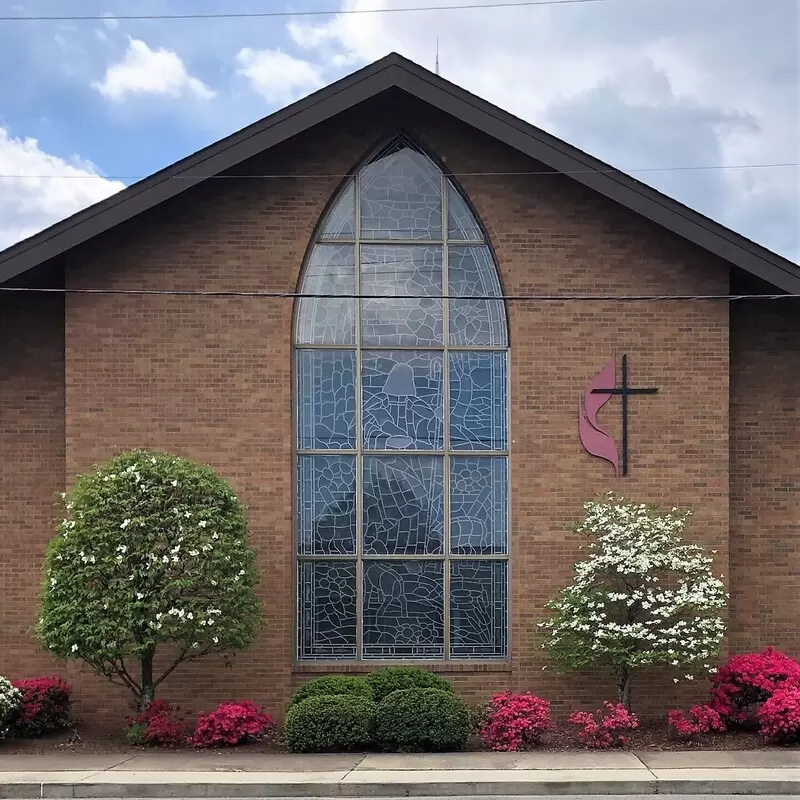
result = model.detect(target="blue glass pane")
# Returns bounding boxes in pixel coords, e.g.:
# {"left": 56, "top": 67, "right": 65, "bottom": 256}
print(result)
{"left": 297, "top": 456, "right": 356, "bottom": 555}
{"left": 298, "top": 561, "right": 357, "bottom": 659}
{"left": 318, "top": 183, "right": 355, "bottom": 239}
{"left": 448, "top": 246, "right": 507, "bottom": 347}
{"left": 361, "top": 245, "right": 443, "bottom": 346}
{"left": 362, "top": 351, "right": 444, "bottom": 450}
{"left": 297, "top": 350, "right": 356, "bottom": 450}
{"left": 450, "top": 561, "right": 507, "bottom": 659}
{"left": 450, "top": 457, "right": 507, "bottom": 555}
{"left": 447, "top": 182, "right": 483, "bottom": 241}
{"left": 360, "top": 142, "right": 443, "bottom": 240}
{"left": 363, "top": 457, "right": 443, "bottom": 555}
{"left": 296, "top": 244, "right": 355, "bottom": 345}
{"left": 363, "top": 561, "right": 444, "bottom": 659}
{"left": 450, "top": 352, "right": 507, "bottom": 451}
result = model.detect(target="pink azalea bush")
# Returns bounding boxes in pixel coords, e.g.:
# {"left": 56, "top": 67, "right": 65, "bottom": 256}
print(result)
{"left": 190, "top": 700, "right": 273, "bottom": 748}
{"left": 756, "top": 683, "right": 800, "bottom": 745}
{"left": 709, "top": 648, "right": 800, "bottom": 724}
{"left": 10, "top": 677, "right": 72, "bottom": 738}
{"left": 126, "top": 700, "right": 187, "bottom": 747}
{"left": 480, "top": 692, "right": 552, "bottom": 751}
{"left": 568, "top": 702, "right": 639, "bottom": 748}
{"left": 668, "top": 704, "right": 726, "bottom": 738}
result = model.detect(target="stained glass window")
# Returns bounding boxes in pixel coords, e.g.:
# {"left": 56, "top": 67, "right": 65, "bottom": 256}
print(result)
{"left": 295, "top": 137, "right": 509, "bottom": 661}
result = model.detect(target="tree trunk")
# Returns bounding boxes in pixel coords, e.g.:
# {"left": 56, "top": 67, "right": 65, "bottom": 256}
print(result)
{"left": 140, "top": 648, "right": 155, "bottom": 707}
{"left": 617, "top": 666, "right": 633, "bottom": 711}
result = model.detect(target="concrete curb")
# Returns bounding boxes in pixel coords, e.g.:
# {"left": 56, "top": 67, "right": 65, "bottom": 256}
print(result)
{"left": 3, "top": 778, "right": 800, "bottom": 798}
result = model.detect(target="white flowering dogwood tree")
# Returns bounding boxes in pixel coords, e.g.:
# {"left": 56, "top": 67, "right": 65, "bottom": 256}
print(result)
{"left": 539, "top": 495, "right": 727, "bottom": 710}
{"left": 38, "top": 450, "right": 262, "bottom": 707}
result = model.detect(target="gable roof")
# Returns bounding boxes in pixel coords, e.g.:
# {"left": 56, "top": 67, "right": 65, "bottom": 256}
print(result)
{"left": 2, "top": 52, "right": 798, "bottom": 292}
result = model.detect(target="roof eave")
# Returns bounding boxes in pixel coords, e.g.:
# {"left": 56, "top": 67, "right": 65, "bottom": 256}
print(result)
{"left": 0, "top": 52, "right": 797, "bottom": 294}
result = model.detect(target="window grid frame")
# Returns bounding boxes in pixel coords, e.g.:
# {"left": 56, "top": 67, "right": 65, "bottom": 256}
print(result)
{"left": 295, "top": 147, "right": 510, "bottom": 662}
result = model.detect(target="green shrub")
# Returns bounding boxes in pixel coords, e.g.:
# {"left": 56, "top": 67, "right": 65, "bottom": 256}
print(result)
{"left": 367, "top": 667, "right": 452, "bottom": 702}
{"left": 289, "top": 676, "right": 373, "bottom": 708}
{"left": 375, "top": 688, "right": 470, "bottom": 752}
{"left": 284, "top": 695, "right": 376, "bottom": 753}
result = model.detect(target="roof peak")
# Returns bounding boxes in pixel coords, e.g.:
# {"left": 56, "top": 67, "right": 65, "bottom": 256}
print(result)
{"left": 1, "top": 52, "right": 797, "bottom": 292}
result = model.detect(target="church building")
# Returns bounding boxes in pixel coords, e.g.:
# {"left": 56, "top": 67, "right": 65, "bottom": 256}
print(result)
{"left": 1, "top": 53, "right": 798, "bottom": 723}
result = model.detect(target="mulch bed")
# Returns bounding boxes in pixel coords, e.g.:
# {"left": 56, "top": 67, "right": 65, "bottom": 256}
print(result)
{"left": 1, "top": 723, "right": 769, "bottom": 756}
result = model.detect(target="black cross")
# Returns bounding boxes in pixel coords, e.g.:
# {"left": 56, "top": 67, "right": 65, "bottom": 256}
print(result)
{"left": 591, "top": 354, "right": 658, "bottom": 476}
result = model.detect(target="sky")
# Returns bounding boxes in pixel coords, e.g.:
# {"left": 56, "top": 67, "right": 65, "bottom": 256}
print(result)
{"left": 0, "top": 0, "right": 798, "bottom": 262}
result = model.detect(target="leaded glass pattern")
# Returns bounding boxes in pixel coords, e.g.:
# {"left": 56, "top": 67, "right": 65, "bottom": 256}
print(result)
{"left": 363, "top": 457, "right": 444, "bottom": 555}
{"left": 295, "top": 136, "right": 509, "bottom": 661}
{"left": 295, "top": 245, "right": 355, "bottom": 345}
{"left": 362, "top": 351, "right": 444, "bottom": 450}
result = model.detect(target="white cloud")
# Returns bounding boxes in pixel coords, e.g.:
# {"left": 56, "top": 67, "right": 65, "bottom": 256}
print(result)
{"left": 286, "top": 0, "right": 800, "bottom": 262}
{"left": 0, "top": 127, "right": 125, "bottom": 251}
{"left": 93, "top": 38, "right": 215, "bottom": 101}
{"left": 235, "top": 48, "right": 325, "bottom": 104}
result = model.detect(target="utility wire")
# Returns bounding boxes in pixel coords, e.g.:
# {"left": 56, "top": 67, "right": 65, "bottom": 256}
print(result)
{"left": 0, "top": 287, "right": 796, "bottom": 301}
{"left": 0, "top": 0, "right": 606, "bottom": 23}
{"left": 1, "top": 162, "right": 797, "bottom": 181}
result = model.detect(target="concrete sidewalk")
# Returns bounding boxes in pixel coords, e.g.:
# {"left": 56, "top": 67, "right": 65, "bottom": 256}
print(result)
{"left": 1, "top": 750, "right": 799, "bottom": 797}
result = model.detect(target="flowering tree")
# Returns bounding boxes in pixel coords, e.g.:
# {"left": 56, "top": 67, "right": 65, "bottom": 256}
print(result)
{"left": 38, "top": 450, "right": 262, "bottom": 707}
{"left": 539, "top": 495, "right": 726, "bottom": 710}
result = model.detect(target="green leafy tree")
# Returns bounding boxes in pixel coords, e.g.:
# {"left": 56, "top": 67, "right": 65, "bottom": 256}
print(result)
{"left": 539, "top": 495, "right": 726, "bottom": 710}
{"left": 37, "top": 450, "right": 262, "bottom": 707}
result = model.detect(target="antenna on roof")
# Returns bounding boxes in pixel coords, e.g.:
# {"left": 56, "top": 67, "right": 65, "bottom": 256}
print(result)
{"left": 435, "top": 37, "right": 440, "bottom": 75}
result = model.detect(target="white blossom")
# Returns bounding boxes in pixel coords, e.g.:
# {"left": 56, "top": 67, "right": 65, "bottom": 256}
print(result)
{"left": 120, "top": 519, "right": 131, "bottom": 530}
{"left": 540, "top": 494, "right": 726, "bottom": 691}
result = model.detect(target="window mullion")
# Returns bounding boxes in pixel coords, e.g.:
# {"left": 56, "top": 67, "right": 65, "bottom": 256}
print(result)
{"left": 442, "top": 172, "right": 451, "bottom": 660}
{"left": 354, "top": 170, "right": 364, "bottom": 662}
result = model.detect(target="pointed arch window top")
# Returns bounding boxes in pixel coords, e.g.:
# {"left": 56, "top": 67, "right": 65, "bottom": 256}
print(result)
{"left": 360, "top": 140, "right": 443, "bottom": 240}
{"left": 318, "top": 137, "right": 487, "bottom": 244}
{"left": 301, "top": 135, "right": 507, "bottom": 348}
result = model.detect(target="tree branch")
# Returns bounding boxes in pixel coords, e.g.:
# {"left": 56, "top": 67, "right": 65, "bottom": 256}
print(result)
{"left": 116, "top": 658, "right": 142, "bottom": 694}
{"left": 154, "top": 645, "right": 215, "bottom": 689}
{"left": 153, "top": 648, "right": 189, "bottom": 689}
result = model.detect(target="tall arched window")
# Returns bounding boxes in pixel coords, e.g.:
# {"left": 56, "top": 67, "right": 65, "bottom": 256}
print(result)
{"left": 295, "top": 137, "right": 509, "bottom": 661}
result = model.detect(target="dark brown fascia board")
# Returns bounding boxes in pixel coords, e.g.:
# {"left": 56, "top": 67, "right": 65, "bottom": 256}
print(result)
{"left": 388, "top": 60, "right": 800, "bottom": 294}
{"left": 1, "top": 52, "right": 798, "bottom": 294}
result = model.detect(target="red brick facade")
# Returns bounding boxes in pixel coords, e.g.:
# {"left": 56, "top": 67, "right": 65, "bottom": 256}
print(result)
{"left": 1, "top": 93, "right": 797, "bottom": 725}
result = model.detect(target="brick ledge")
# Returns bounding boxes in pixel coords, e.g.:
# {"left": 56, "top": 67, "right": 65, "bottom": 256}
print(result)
{"left": 292, "top": 662, "right": 513, "bottom": 674}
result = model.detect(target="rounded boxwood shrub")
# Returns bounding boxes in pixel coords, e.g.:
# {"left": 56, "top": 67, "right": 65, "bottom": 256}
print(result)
{"left": 288, "top": 675, "right": 373, "bottom": 709}
{"left": 367, "top": 667, "right": 452, "bottom": 703}
{"left": 375, "top": 688, "right": 470, "bottom": 752}
{"left": 284, "top": 695, "right": 376, "bottom": 753}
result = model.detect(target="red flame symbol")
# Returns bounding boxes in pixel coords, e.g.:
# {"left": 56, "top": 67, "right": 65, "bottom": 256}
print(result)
{"left": 579, "top": 356, "right": 620, "bottom": 476}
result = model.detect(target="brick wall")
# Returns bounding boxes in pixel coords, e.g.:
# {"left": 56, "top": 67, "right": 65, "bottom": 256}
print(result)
{"left": 0, "top": 92, "right": 768, "bottom": 725}
{"left": 0, "top": 292, "right": 65, "bottom": 679}
{"left": 730, "top": 299, "right": 800, "bottom": 654}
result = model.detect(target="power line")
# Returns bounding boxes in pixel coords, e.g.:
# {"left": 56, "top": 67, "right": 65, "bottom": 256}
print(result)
{"left": 0, "top": 287, "right": 796, "bottom": 301}
{"left": 1, "top": 162, "right": 797, "bottom": 181}
{"left": 0, "top": 0, "right": 606, "bottom": 23}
